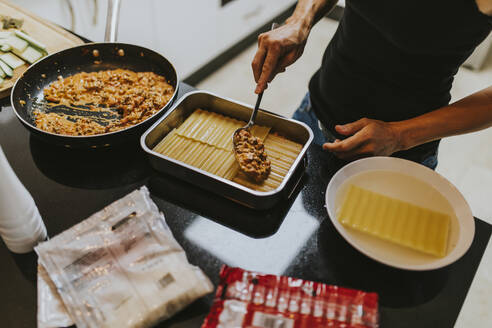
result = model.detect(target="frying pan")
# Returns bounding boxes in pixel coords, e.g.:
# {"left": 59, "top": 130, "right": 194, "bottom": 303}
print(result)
{"left": 10, "top": 0, "right": 179, "bottom": 148}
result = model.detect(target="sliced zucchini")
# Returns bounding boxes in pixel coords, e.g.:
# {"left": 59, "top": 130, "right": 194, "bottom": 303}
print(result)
{"left": 18, "top": 46, "right": 43, "bottom": 64}
{"left": 0, "top": 31, "right": 12, "bottom": 38}
{"left": 0, "top": 65, "right": 5, "bottom": 78}
{"left": 0, "top": 43, "right": 11, "bottom": 52}
{"left": 7, "top": 35, "right": 28, "bottom": 54}
{"left": 0, "top": 76, "right": 4, "bottom": 86}
{"left": 0, "top": 59, "right": 12, "bottom": 77}
{"left": 14, "top": 30, "right": 47, "bottom": 54}
{"left": 0, "top": 52, "right": 25, "bottom": 69}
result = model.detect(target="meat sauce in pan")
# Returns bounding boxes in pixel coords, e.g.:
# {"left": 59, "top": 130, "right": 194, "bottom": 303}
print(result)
{"left": 35, "top": 69, "right": 174, "bottom": 136}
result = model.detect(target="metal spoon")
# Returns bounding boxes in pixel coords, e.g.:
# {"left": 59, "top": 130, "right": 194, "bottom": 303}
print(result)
{"left": 232, "top": 23, "right": 279, "bottom": 182}
{"left": 233, "top": 22, "right": 279, "bottom": 154}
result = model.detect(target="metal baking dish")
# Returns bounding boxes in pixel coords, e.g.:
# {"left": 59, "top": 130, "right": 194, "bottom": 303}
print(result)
{"left": 140, "top": 91, "right": 313, "bottom": 209}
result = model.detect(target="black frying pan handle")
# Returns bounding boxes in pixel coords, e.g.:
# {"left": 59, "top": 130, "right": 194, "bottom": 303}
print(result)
{"left": 105, "top": 0, "right": 121, "bottom": 42}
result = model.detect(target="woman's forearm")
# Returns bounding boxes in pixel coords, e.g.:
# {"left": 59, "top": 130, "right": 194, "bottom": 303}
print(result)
{"left": 397, "top": 86, "right": 492, "bottom": 150}
{"left": 286, "top": 0, "right": 338, "bottom": 30}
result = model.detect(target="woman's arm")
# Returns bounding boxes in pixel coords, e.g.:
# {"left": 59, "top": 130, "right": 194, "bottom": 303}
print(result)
{"left": 252, "top": 0, "right": 338, "bottom": 94}
{"left": 323, "top": 86, "right": 492, "bottom": 160}
{"left": 397, "top": 86, "right": 492, "bottom": 150}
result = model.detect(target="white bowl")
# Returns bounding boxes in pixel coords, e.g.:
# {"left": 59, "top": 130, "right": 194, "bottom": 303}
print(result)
{"left": 325, "top": 157, "right": 475, "bottom": 271}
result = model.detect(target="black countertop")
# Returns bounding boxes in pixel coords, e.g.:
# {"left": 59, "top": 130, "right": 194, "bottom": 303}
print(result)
{"left": 0, "top": 84, "right": 491, "bottom": 328}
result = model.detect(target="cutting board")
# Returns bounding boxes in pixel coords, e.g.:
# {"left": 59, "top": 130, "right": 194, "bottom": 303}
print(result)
{"left": 0, "top": 0, "right": 83, "bottom": 98}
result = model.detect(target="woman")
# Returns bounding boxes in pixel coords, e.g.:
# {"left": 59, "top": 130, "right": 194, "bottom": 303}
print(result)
{"left": 252, "top": 0, "right": 492, "bottom": 169}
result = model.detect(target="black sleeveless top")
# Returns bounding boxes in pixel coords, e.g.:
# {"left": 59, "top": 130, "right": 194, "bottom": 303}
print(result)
{"left": 309, "top": 0, "right": 491, "bottom": 161}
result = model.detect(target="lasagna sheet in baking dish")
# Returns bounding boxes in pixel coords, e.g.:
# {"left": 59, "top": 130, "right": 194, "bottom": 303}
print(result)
{"left": 153, "top": 109, "right": 303, "bottom": 192}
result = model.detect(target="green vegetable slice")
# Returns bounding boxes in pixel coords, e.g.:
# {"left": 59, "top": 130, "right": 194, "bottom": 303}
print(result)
{"left": 19, "top": 46, "right": 43, "bottom": 64}
{"left": 7, "top": 35, "right": 28, "bottom": 54}
{"left": 14, "top": 30, "right": 47, "bottom": 54}
{"left": 0, "top": 52, "right": 24, "bottom": 69}
{"left": 0, "top": 58, "right": 14, "bottom": 76}
{"left": 0, "top": 43, "right": 11, "bottom": 52}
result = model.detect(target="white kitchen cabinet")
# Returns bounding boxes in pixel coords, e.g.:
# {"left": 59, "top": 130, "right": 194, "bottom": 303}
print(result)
{"left": 12, "top": 0, "right": 296, "bottom": 79}
{"left": 143, "top": 0, "right": 296, "bottom": 78}
{"left": 12, "top": 0, "right": 104, "bottom": 40}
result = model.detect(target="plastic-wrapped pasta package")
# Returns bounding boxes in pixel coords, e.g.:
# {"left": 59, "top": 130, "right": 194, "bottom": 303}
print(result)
{"left": 37, "top": 263, "right": 74, "bottom": 328}
{"left": 35, "top": 186, "right": 213, "bottom": 328}
{"left": 202, "top": 266, "right": 379, "bottom": 328}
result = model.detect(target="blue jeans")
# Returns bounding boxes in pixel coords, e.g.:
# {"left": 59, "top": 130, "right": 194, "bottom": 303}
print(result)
{"left": 292, "top": 93, "right": 438, "bottom": 170}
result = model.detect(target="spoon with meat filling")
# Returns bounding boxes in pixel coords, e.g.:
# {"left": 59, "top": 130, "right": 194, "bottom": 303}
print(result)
{"left": 232, "top": 23, "right": 278, "bottom": 183}
{"left": 232, "top": 84, "right": 271, "bottom": 183}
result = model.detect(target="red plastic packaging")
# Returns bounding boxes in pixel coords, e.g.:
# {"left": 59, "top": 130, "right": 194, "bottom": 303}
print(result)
{"left": 202, "top": 266, "right": 379, "bottom": 328}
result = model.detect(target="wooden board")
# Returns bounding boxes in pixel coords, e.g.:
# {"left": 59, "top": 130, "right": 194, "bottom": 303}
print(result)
{"left": 0, "top": 0, "right": 83, "bottom": 98}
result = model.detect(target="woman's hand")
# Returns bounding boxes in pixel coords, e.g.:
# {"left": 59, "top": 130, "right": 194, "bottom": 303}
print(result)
{"left": 252, "top": 20, "right": 310, "bottom": 94}
{"left": 251, "top": 0, "right": 337, "bottom": 93}
{"left": 322, "top": 118, "right": 403, "bottom": 160}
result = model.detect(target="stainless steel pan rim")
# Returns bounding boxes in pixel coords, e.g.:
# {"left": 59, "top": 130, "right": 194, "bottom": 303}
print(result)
{"left": 140, "top": 90, "right": 314, "bottom": 197}
{"left": 10, "top": 42, "right": 180, "bottom": 140}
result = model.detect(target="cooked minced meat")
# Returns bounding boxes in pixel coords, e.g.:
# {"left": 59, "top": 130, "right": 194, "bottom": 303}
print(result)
{"left": 233, "top": 129, "right": 271, "bottom": 182}
{"left": 37, "top": 69, "right": 174, "bottom": 136}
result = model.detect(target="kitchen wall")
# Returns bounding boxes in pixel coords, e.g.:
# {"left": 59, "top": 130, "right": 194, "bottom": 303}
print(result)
{"left": 12, "top": 0, "right": 296, "bottom": 78}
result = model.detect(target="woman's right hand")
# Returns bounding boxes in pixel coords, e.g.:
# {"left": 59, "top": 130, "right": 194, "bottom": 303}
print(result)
{"left": 251, "top": 20, "right": 311, "bottom": 94}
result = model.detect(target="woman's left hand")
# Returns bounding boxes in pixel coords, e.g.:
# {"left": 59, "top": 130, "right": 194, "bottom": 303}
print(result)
{"left": 322, "top": 118, "right": 402, "bottom": 160}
